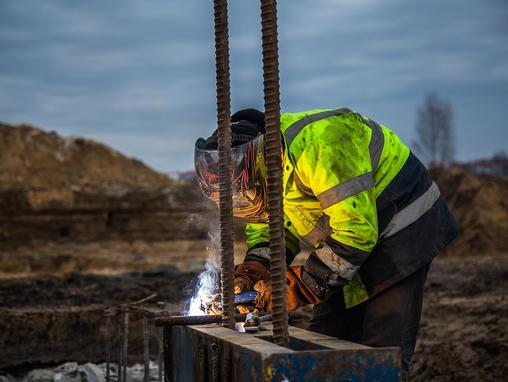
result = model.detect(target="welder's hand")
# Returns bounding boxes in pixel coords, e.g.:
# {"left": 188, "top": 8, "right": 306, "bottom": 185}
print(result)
{"left": 253, "top": 280, "right": 272, "bottom": 311}
{"left": 251, "top": 267, "right": 321, "bottom": 312}
{"left": 286, "top": 266, "right": 321, "bottom": 311}
{"left": 208, "top": 302, "right": 223, "bottom": 316}
{"left": 235, "top": 305, "right": 255, "bottom": 314}
{"left": 203, "top": 293, "right": 223, "bottom": 315}
{"left": 234, "top": 261, "right": 270, "bottom": 294}
{"left": 234, "top": 290, "right": 260, "bottom": 313}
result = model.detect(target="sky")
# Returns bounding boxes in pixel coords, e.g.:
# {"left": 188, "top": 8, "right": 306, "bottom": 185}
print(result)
{"left": 1, "top": 0, "right": 507, "bottom": 172}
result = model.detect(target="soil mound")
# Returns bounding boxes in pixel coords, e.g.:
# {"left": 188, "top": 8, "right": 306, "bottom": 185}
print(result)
{"left": 0, "top": 123, "right": 210, "bottom": 247}
{"left": 0, "top": 122, "right": 174, "bottom": 192}
{"left": 431, "top": 167, "right": 508, "bottom": 256}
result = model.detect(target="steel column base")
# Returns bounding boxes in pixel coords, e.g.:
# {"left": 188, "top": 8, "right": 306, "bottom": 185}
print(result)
{"left": 163, "top": 324, "right": 400, "bottom": 381}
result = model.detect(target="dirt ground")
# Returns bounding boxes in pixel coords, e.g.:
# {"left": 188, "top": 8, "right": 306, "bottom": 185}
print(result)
{"left": 0, "top": 240, "right": 246, "bottom": 371}
{"left": 410, "top": 255, "right": 508, "bottom": 381}
{"left": 0, "top": 241, "right": 506, "bottom": 381}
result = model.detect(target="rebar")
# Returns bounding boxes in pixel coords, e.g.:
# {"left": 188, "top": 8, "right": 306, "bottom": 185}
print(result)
{"left": 158, "top": 327, "right": 164, "bottom": 382}
{"left": 122, "top": 311, "right": 129, "bottom": 382}
{"left": 213, "top": 0, "right": 235, "bottom": 330}
{"left": 105, "top": 313, "right": 112, "bottom": 382}
{"left": 260, "top": 0, "right": 288, "bottom": 347}
{"left": 143, "top": 314, "right": 149, "bottom": 382}
{"left": 117, "top": 313, "right": 123, "bottom": 382}
{"left": 154, "top": 314, "right": 247, "bottom": 326}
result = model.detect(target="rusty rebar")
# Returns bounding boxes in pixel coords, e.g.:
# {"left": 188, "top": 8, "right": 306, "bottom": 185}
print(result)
{"left": 155, "top": 314, "right": 247, "bottom": 326}
{"left": 122, "top": 311, "right": 129, "bottom": 382}
{"left": 143, "top": 314, "right": 149, "bottom": 382}
{"left": 213, "top": 0, "right": 235, "bottom": 330}
{"left": 260, "top": 0, "right": 288, "bottom": 347}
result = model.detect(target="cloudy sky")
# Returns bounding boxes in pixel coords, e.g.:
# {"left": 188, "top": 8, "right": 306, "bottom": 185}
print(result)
{"left": 1, "top": 0, "right": 507, "bottom": 172}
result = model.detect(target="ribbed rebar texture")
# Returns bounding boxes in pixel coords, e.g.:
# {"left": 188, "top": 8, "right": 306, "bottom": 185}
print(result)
{"left": 260, "top": 0, "right": 288, "bottom": 346}
{"left": 213, "top": 0, "right": 235, "bottom": 329}
{"left": 155, "top": 314, "right": 247, "bottom": 326}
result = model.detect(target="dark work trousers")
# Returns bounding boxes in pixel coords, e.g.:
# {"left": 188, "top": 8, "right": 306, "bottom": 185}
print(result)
{"left": 308, "top": 264, "right": 430, "bottom": 382}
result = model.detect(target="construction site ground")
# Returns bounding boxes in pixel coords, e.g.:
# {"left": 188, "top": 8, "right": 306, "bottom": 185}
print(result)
{"left": 0, "top": 241, "right": 507, "bottom": 381}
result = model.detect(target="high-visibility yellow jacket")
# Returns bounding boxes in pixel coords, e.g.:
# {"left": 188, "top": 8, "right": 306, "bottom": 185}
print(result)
{"left": 244, "top": 108, "right": 458, "bottom": 308}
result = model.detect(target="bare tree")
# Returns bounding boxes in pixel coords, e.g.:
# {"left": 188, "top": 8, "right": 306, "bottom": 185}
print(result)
{"left": 412, "top": 93, "right": 455, "bottom": 167}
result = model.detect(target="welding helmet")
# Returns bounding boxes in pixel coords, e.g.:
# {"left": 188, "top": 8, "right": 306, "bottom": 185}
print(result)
{"left": 194, "top": 109, "right": 269, "bottom": 223}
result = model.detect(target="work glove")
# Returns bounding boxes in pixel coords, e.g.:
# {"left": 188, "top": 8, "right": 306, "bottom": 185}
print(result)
{"left": 251, "top": 266, "right": 321, "bottom": 312}
{"left": 234, "top": 261, "right": 270, "bottom": 294}
{"left": 287, "top": 266, "right": 322, "bottom": 310}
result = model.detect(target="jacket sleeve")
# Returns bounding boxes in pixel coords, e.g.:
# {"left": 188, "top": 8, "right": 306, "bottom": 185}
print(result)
{"left": 295, "top": 120, "right": 378, "bottom": 285}
{"left": 244, "top": 222, "right": 301, "bottom": 268}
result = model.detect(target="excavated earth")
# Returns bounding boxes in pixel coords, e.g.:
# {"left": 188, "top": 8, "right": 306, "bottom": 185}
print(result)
{"left": 1, "top": 123, "right": 507, "bottom": 380}
{"left": 0, "top": 122, "right": 212, "bottom": 249}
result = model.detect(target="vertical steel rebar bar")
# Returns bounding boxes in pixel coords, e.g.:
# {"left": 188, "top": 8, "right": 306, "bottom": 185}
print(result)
{"left": 143, "top": 314, "right": 149, "bottom": 382}
{"left": 117, "top": 313, "right": 123, "bottom": 382}
{"left": 158, "top": 326, "right": 164, "bottom": 382}
{"left": 122, "top": 310, "right": 129, "bottom": 382}
{"left": 213, "top": 0, "right": 235, "bottom": 330}
{"left": 105, "top": 312, "right": 112, "bottom": 382}
{"left": 260, "top": 0, "right": 288, "bottom": 347}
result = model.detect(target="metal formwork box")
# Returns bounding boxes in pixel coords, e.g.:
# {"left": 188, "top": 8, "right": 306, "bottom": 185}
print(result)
{"left": 164, "top": 324, "right": 400, "bottom": 381}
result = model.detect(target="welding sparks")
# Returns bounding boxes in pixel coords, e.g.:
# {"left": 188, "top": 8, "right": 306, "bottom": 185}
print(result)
{"left": 185, "top": 233, "right": 222, "bottom": 316}
{"left": 186, "top": 260, "right": 220, "bottom": 315}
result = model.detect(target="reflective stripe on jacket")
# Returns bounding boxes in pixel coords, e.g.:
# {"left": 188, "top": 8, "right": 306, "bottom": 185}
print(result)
{"left": 245, "top": 108, "right": 458, "bottom": 308}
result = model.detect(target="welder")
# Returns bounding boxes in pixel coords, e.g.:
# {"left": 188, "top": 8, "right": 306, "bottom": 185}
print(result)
{"left": 194, "top": 107, "right": 458, "bottom": 380}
